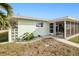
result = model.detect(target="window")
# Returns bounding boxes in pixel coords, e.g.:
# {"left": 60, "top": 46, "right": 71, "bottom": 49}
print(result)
{"left": 36, "top": 22, "right": 43, "bottom": 27}
{"left": 50, "top": 30, "right": 53, "bottom": 33}
{"left": 50, "top": 23, "right": 53, "bottom": 33}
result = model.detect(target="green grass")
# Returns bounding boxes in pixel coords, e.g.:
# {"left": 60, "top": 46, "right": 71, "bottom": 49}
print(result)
{"left": 69, "top": 36, "right": 79, "bottom": 43}
{"left": 0, "top": 43, "right": 29, "bottom": 56}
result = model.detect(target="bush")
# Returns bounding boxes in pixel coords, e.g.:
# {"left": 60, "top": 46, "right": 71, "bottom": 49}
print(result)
{"left": 0, "top": 31, "right": 8, "bottom": 42}
{"left": 22, "top": 32, "right": 34, "bottom": 41}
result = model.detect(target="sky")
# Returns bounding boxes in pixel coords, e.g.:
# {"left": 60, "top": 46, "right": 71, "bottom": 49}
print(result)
{"left": 10, "top": 3, "right": 79, "bottom": 19}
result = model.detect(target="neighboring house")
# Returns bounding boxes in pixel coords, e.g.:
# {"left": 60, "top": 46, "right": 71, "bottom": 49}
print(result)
{"left": 8, "top": 16, "right": 79, "bottom": 42}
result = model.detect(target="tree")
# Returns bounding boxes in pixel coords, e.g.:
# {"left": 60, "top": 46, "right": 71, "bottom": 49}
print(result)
{"left": 0, "top": 3, "right": 12, "bottom": 30}
{"left": 0, "top": 3, "right": 12, "bottom": 16}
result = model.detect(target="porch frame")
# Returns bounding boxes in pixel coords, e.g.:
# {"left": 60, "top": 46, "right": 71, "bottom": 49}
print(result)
{"left": 52, "top": 20, "right": 79, "bottom": 39}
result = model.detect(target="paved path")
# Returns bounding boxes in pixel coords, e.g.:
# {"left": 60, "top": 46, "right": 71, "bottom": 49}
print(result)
{"left": 50, "top": 36, "right": 79, "bottom": 49}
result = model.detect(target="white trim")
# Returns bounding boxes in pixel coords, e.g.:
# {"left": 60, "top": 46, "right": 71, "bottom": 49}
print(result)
{"left": 12, "top": 16, "right": 79, "bottom": 23}
{"left": 70, "top": 22, "right": 71, "bottom": 36}
{"left": 8, "top": 28, "right": 13, "bottom": 42}
{"left": 51, "top": 16, "right": 79, "bottom": 22}
{"left": 12, "top": 16, "right": 49, "bottom": 22}
{"left": 64, "top": 21, "right": 66, "bottom": 39}
{"left": 74, "top": 22, "right": 75, "bottom": 34}
{"left": 53, "top": 22, "right": 56, "bottom": 36}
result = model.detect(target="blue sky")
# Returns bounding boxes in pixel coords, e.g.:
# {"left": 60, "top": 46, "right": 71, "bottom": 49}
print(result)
{"left": 10, "top": 3, "right": 79, "bottom": 19}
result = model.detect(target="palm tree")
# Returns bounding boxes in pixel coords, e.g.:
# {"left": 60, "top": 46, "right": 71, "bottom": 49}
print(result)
{"left": 0, "top": 3, "right": 12, "bottom": 16}
{"left": 0, "top": 3, "right": 12, "bottom": 30}
{"left": 0, "top": 11, "right": 10, "bottom": 30}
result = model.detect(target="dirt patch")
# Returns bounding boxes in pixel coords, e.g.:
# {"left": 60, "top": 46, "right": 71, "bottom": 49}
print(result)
{"left": 0, "top": 38, "right": 79, "bottom": 56}
{"left": 24, "top": 38, "right": 79, "bottom": 56}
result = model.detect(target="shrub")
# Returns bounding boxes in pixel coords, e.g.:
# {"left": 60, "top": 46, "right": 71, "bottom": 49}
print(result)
{"left": 22, "top": 32, "right": 34, "bottom": 41}
{"left": 0, "top": 31, "right": 8, "bottom": 42}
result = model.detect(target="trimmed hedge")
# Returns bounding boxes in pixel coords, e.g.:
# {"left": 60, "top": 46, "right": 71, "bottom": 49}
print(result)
{"left": 0, "top": 31, "right": 8, "bottom": 42}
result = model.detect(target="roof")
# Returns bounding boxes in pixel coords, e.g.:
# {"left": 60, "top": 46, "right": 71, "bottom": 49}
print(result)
{"left": 49, "top": 16, "right": 79, "bottom": 22}
{"left": 12, "top": 15, "right": 79, "bottom": 22}
{"left": 12, "top": 15, "right": 49, "bottom": 22}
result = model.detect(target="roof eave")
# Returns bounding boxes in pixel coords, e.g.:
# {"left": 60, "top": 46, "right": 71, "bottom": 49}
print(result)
{"left": 12, "top": 16, "right": 49, "bottom": 22}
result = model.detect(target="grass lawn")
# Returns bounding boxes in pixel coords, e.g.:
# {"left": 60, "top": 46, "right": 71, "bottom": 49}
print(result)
{"left": 0, "top": 38, "right": 79, "bottom": 56}
{"left": 69, "top": 36, "right": 79, "bottom": 43}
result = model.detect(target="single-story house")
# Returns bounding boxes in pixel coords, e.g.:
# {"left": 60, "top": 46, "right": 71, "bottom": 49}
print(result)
{"left": 8, "top": 16, "right": 79, "bottom": 42}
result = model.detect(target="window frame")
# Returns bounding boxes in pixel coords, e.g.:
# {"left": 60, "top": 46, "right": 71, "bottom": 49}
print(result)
{"left": 36, "top": 22, "right": 44, "bottom": 27}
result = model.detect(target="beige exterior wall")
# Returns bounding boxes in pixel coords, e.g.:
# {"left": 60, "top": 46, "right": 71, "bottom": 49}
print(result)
{"left": 18, "top": 19, "right": 49, "bottom": 38}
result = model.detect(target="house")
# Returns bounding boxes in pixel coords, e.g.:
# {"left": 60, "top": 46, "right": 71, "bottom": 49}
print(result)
{"left": 8, "top": 16, "right": 79, "bottom": 42}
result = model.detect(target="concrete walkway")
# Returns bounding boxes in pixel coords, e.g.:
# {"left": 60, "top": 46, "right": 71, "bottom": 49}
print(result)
{"left": 50, "top": 36, "right": 79, "bottom": 49}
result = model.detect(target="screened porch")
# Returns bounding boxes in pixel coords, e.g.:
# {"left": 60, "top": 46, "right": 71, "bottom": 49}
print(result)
{"left": 49, "top": 17, "right": 79, "bottom": 39}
